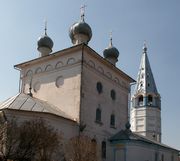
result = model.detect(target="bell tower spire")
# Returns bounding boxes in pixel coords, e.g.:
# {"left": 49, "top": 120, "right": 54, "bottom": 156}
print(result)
{"left": 130, "top": 43, "right": 161, "bottom": 142}
{"left": 135, "top": 42, "right": 158, "bottom": 95}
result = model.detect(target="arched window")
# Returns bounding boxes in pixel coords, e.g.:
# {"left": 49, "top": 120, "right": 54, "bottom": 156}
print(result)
{"left": 155, "top": 152, "right": 158, "bottom": 161}
{"left": 111, "top": 90, "right": 116, "bottom": 100}
{"left": 96, "top": 82, "right": 103, "bottom": 94}
{"left": 148, "top": 95, "right": 153, "bottom": 105}
{"left": 96, "top": 108, "right": 101, "bottom": 122}
{"left": 110, "top": 114, "right": 115, "bottom": 127}
{"left": 161, "top": 154, "right": 164, "bottom": 161}
{"left": 138, "top": 95, "right": 143, "bottom": 106}
{"left": 101, "top": 141, "right": 106, "bottom": 159}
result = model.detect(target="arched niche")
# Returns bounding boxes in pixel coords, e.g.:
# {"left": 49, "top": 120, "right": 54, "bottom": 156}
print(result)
{"left": 55, "top": 61, "right": 64, "bottom": 69}
{"left": 45, "top": 64, "right": 53, "bottom": 71}
{"left": 35, "top": 67, "right": 42, "bottom": 74}
{"left": 67, "top": 58, "right": 75, "bottom": 65}
{"left": 88, "top": 60, "right": 95, "bottom": 68}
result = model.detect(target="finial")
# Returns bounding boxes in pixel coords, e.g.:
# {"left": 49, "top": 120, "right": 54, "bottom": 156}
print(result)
{"left": 44, "top": 18, "right": 47, "bottom": 35}
{"left": 109, "top": 31, "right": 113, "bottom": 47}
{"left": 80, "top": 5, "right": 87, "bottom": 21}
{"left": 143, "top": 40, "right": 147, "bottom": 53}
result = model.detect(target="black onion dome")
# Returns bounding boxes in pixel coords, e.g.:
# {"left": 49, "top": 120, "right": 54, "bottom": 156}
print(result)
{"left": 37, "top": 35, "right": 54, "bottom": 50}
{"left": 103, "top": 45, "right": 119, "bottom": 59}
{"left": 69, "top": 21, "right": 92, "bottom": 42}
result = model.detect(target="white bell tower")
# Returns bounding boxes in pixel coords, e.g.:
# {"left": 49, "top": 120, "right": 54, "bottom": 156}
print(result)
{"left": 130, "top": 43, "right": 161, "bottom": 142}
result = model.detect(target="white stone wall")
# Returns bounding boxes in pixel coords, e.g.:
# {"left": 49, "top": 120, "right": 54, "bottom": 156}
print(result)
{"left": 21, "top": 50, "right": 82, "bottom": 122}
{"left": 130, "top": 107, "right": 161, "bottom": 141}
{"left": 16, "top": 46, "right": 134, "bottom": 161}
{"left": 80, "top": 49, "right": 131, "bottom": 161}
{"left": 113, "top": 143, "right": 179, "bottom": 161}
{"left": 3, "top": 109, "right": 79, "bottom": 140}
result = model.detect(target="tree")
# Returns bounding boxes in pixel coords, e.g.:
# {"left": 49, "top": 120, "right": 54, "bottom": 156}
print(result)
{"left": 64, "top": 135, "right": 100, "bottom": 161}
{"left": 0, "top": 118, "right": 63, "bottom": 161}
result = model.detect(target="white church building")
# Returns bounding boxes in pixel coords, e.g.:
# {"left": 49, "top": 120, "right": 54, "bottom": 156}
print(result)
{"left": 0, "top": 9, "right": 179, "bottom": 161}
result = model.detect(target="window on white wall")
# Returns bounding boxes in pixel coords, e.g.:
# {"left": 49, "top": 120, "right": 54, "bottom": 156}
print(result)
{"left": 161, "top": 154, "right": 164, "bottom": 161}
{"left": 101, "top": 141, "right": 106, "bottom": 159}
{"left": 96, "top": 108, "right": 102, "bottom": 123}
{"left": 155, "top": 152, "right": 158, "bottom": 161}
{"left": 171, "top": 154, "right": 174, "bottom": 161}
{"left": 96, "top": 82, "right": 103, "bottom": 94}
{"left": 138, "top": 95, "right": 143, "bottom": 106}
{"left": 110, "top": 114, "right": 115, "bottom": 127}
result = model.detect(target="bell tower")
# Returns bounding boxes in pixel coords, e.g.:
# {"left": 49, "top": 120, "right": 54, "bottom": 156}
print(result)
{"left": 130, "top": 43, "right": 161, "bottom": 142}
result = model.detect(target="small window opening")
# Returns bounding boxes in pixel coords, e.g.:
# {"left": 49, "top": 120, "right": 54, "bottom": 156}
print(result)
{"left": 96, "top": 108, "right": 101, "bottom": 123}
{"left": 110, "top": 114, "right": 115, "bottom": 127}
{"left": 161, "top": 154, "right": 164, "bottom": 161}
{"left": 96, "top": 82, "right": 103, "bottom": 94}
{"left": 102, "top": 141, "right": 106, "bottom": 159}
{"left": 148, "top": 95, "right": 153, "bottom": 105}
{"left": 138, "top": 95, "right": 143, "bottom": 106}
{"left": 111, "top": 90, "right": 116, "bottom": 100}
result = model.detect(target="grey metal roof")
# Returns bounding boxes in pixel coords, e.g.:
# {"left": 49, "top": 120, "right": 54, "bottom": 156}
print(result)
{"left": 134, "top": 44, "right": 158, "bottom": 95}
{"left": 0, "top": 93, "right": 74, "bottom": 121}
{"left": 109, "top": 129, "right": 179, "bottom": 152}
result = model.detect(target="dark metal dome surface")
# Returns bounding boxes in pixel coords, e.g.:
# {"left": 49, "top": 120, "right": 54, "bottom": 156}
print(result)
{"left": 37, "top": 35, "right": 54, "bottom": 50}
{"left": 69, "top": 21, "right": 92, "bottom": 42}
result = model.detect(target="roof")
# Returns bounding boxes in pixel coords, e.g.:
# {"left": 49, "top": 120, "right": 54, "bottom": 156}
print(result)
{"left": 134, "top": 45, "right": 158, "bottom": 95}
{"left": 84, "top": 45, "right": 135, "bottom": 83}
{"left": 0, "top": 93, "right": 75, "bottom": 121}
{"left": 14, "top": 44, "right": 135, "bottom": 83}
{"left": 109, "top": 129, "right": 179, "bottom": 152}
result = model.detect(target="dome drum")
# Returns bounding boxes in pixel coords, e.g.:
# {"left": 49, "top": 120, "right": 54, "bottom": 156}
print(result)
{"left": 71, "top": 33, "right": 90, "bottom": 45}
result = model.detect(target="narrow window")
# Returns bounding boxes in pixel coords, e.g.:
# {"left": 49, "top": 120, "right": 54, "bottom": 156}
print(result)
{"left": 155, "top": 152, "right": 158, "bottom": 161}
{"left": 96, "top": 82, "right": 103, "bottom": 94}
{"left": 102, "top": 141, "right": 106, "bottom": 159}
{"left": 161, "top": 154, "right": 164, "bottom": 161}
{"left": 96, "top": 108, "right": 101, "bottom": 122}
{"left": 138, "top": 95, "right": 143, "bottom": 106}
{"left": 148, "top": 95, "right": 153, "bottom": 105}
{"left": 111, "top": 90, "right": 116, "bottom": 100}
{"left": 110, "top": 114, "right": 115, "bottom": 127}
{"left": 171, "top": 154, "right": 174, "bottom": 161}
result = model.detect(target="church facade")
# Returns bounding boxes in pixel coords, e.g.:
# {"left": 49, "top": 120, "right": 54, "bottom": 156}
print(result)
{"left": 0, "top": 10, "right": 179, "bottom": 161}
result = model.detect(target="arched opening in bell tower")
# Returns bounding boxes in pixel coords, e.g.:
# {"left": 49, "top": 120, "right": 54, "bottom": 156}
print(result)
{"left": 138, "top": 95, "right": 143, "bottom": 106}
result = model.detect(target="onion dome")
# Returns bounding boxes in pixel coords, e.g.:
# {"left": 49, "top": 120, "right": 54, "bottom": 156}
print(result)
{"left": 37, "top": 23, "right": 54, "bottom": 57}
{"left": 103, "top": 37, "right": 119, "bottom": 65}
{"left": 69, "top": 7, "right": 92, "bottom": 45}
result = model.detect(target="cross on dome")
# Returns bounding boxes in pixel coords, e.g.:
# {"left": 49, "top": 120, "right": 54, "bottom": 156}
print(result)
{"left": 44, "top": 18, "right": 47, "bottom": 35}
{"left": 80, "top": 5, "right": 87, "bottom": 21}
{"left": 109, "top": 30, "right": 113, "bottom": 47}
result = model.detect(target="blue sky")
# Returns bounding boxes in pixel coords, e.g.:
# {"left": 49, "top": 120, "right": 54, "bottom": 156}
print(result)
{"left": 0, "top": 0, "right": 179, "bottom": 149}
